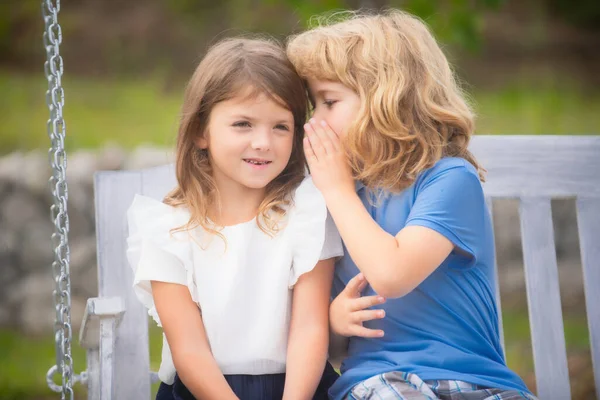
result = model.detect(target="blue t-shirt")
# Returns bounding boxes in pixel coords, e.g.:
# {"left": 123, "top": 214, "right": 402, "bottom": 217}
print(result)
{"left": 329, "top": 157, "right": 530, "bottom": 400}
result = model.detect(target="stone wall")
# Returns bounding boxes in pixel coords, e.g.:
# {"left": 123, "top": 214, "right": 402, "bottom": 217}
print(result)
{"left": 0, "top": 148, "right": 585, "bottom": 334}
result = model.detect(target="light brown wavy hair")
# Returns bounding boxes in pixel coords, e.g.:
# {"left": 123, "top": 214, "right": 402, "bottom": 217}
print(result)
{"left": 164, "top": 37, "right": 308, "bottom": 238}
{"left": 287, "top": 10, "right": 484, "bottom": 192}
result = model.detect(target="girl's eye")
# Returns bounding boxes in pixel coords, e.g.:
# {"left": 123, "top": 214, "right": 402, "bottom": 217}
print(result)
{"left": 233, "top": 121, "right": 251, "bottom": 128}
{"left": 323, "top": 100, "right": 338, "bottom": 108}
{"left": 274, "top": 124, "right": 290, "bottom": 131}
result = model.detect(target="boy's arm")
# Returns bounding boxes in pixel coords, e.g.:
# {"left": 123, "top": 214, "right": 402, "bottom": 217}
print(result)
{"left": 283, "top": 258, "right": 335, "bottom": 400}
{"left": 324, "top": 191, "right": 453, "bottom": 298}
{"left": 152, "top": 281, "right": 239, "bottom": 400}
{"left": 304, "top": 119, "right": 454, "bottom": 299}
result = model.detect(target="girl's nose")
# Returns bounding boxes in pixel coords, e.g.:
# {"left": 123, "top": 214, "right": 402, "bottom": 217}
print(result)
{"left": 251, "top": 127, "right": 272, "bottom": 151}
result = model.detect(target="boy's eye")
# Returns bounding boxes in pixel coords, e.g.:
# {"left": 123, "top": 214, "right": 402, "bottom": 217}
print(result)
{"left": 233, "top": 121, "right": 251, "bottom": 128}
{"left": 274, "top": 124, "right": 290, "bottom": 131}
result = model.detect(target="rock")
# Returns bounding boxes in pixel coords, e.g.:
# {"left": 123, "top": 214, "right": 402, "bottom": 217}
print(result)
{"left": 0, "top": 258, "right": 19, "bottom": 301}
{"left": 70, "top": 237, "right": 99, "bottom": 297}
{"left": 0, "top": 221, "right": 18, "bottom": 254}
{"left": 6, "top": 271, "right": 87, "bottom": 334}
{"left": 20, "top": 220, "right": 54, "bottom": 273}
{"left": 98, "top": 144, "right": 127, "bottom": 171}
{"left": 0, "top": 305, "right": 10, "bottom": 327}
{"left": 124, "top": 145, "right": 174, "bottom": 170}
{"left": 0, "top": 151, "right": 51, "bottom": 195}
{"left": 7, "top": 272, "right": 55, "bottom": 334}
{"left": 1, "top": 185, "right": 46, "bottom": 229}
{"left": 66, "top": 150, "right": 98, "bottom": 185}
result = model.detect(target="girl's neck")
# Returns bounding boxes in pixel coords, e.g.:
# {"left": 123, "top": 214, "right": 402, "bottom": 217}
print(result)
{"left": 209, "top": 181, "right": 266, "bottom": 227}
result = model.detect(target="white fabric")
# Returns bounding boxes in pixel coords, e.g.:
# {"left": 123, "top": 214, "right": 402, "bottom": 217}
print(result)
{"left": 126, "top": 177, "right": 343, "bottom": 384}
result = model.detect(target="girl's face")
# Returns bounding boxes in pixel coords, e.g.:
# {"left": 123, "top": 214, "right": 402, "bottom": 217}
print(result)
{"left": 196, "top": 87, "right": 295, "bottom": 195}
{"left": 307, "top": 78, "right": 361, "bottom": 137}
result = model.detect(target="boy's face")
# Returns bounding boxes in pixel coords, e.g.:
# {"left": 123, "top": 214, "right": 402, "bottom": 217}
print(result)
{"left": 307, "top": 78, "right": 361, "bottom": 138}
{"left": 196, "top": 87, "right": 294, "bottom": 195}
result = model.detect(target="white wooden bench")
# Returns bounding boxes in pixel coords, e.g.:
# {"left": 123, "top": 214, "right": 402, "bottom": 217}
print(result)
{"left": 80, "top": 135, "right": 600, "bottom": 399}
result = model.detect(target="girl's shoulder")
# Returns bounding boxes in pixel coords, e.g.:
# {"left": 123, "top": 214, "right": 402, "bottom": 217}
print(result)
{"left": 285, "top": 175, "right": 328, "bottom": 231}
{"left": 127, "top": 195, "right": 191, "bottom": 240}
{"left": 285, "top": 176, "right": 342, "bottom": 287}
{"left": 128, "top": 194, "right": 189, "bottom": 214}
{"left": 289, "top": 176, "right": 326, "bottom": 214}
{"left": 291, "top": 175, "right": 322, "bottom": 201}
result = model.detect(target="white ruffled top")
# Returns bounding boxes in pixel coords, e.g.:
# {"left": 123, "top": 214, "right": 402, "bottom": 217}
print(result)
{"left": 126, "top": 177, "right": 343, "bottom": 384}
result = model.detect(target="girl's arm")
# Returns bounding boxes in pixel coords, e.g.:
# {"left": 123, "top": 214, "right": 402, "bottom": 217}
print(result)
{"left": 152, "top": 281, "right": 239, "bottom": 400}
{"left": 283, "top": 258, "right": 335, "bottom": 400}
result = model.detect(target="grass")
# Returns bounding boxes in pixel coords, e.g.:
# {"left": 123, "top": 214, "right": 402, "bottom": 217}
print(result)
{"left": 475, "top": 85, "right": 600, "bottom": 135}
{"left": 0, "top": 324, "right": 164, "bottom": 400}
{"left": 0, "top": 309, "right": 592, "bottom": 400}
{"left": 1, "top": 71, "right": 599, "bottom": 155}
{"left": 1, "top": 72, "right": 182, "bottom": 154}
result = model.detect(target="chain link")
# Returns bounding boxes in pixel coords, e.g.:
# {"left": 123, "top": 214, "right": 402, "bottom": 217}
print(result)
{"left": 42, "top": 0, "right": 74, "bottom": 398}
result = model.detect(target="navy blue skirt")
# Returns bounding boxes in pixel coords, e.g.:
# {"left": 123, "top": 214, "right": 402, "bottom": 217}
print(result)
{"left": 156, "top": 362, "right": 338, "bottom": 400}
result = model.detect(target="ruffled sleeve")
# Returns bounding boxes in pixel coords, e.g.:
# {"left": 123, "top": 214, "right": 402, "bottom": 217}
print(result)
{"left": 288, "top": 177, "right": 344, "bottom": 288}
{"left": 126, "top": 194, "right": 199, "bottom": 326}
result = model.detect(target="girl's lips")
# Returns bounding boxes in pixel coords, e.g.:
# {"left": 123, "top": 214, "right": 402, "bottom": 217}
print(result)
{"left": 243, "top": 158, "right": 271, "bottom": 165}
{"left": 243, "top": 158, "right": 272, "bottom": 169}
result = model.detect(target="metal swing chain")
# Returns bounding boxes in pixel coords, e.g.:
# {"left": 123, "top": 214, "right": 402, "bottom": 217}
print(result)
{"left": 41, "top": 0, "right": 74, "bottom": 398}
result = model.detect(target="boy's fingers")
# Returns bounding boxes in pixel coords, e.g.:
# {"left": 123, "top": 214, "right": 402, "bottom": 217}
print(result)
{"left": 350, "top": 295, "right": 386, "bottom": 312}
{"left": 319, "top": 120, "right": 340, "bottom": 150}
{"left": 305, "top": 123, "right": 327, "bottom": 158}
{"left": 350, "top": 325, "right": 385, "bottom": 338}
{"left": 343, "top": 273, "right": 366, "bottom": 297}
{"left": 352, "top": 309, "right": 385, "bottom": 323}
{"left": 303, "top": 137, "right": 317, "bottom": 164}
{"left": 309, "top": 119, "right": 335, "bottom": 155}
{"left": 355, "top": 277, "right": 368, "bottom": 296}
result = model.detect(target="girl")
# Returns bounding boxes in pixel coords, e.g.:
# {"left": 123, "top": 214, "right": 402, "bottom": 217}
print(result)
{"left": 126, "top": 38, "right": 342, "bottom": 400}
{"left": 287, "top": 10, "right": 537, "bottom": 400}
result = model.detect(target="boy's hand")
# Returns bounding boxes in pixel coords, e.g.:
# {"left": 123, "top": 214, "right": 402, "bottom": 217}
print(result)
{"left": 330, "top": 273, "right": 386, "bottom": 338}
{"left": 303, "top": 119, "right": 354, "bottom": 200}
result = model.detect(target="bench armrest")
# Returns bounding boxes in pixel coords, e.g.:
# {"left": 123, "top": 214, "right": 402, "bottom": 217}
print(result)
{"left": 79, "top": 297, "right": 125, "bottom": 349}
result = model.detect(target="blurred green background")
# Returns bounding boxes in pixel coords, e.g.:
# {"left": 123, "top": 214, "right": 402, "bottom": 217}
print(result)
{"left": 1, "top": 0, "right": 598, "bottom": 399}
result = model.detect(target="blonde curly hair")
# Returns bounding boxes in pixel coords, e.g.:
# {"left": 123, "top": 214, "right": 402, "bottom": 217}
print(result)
{"left": 165, "top": 37, "right": 308, "bottom": 238}
{"left": 287, "top": 10, "right": 484, "bottom": 192}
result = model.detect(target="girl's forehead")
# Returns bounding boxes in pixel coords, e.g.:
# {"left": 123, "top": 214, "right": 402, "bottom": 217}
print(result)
{"left": 228, "top": 84, "right": 265, "bottom": 102}
{"left": 216, "top": 86, "right": 292, "bottom": 116}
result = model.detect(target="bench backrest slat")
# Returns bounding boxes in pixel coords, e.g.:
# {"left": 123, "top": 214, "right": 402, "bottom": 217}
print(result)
{"left": 576, "top": 197, "right": 600, "bottom": 396}
{"left": 519, "top": 197, "right": 571, "bottom": 400}
{"left": 94, "top": 171, "right": 151, "bottom": 399}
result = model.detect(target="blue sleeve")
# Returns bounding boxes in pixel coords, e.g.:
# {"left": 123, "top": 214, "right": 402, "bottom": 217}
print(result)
{"left": 405, "top": 162, "right": 487, "bottom": 267}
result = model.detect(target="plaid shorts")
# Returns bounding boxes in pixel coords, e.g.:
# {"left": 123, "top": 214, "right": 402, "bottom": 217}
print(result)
{"left": 346, "top": 371, "right": 537, "bottom": 400}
